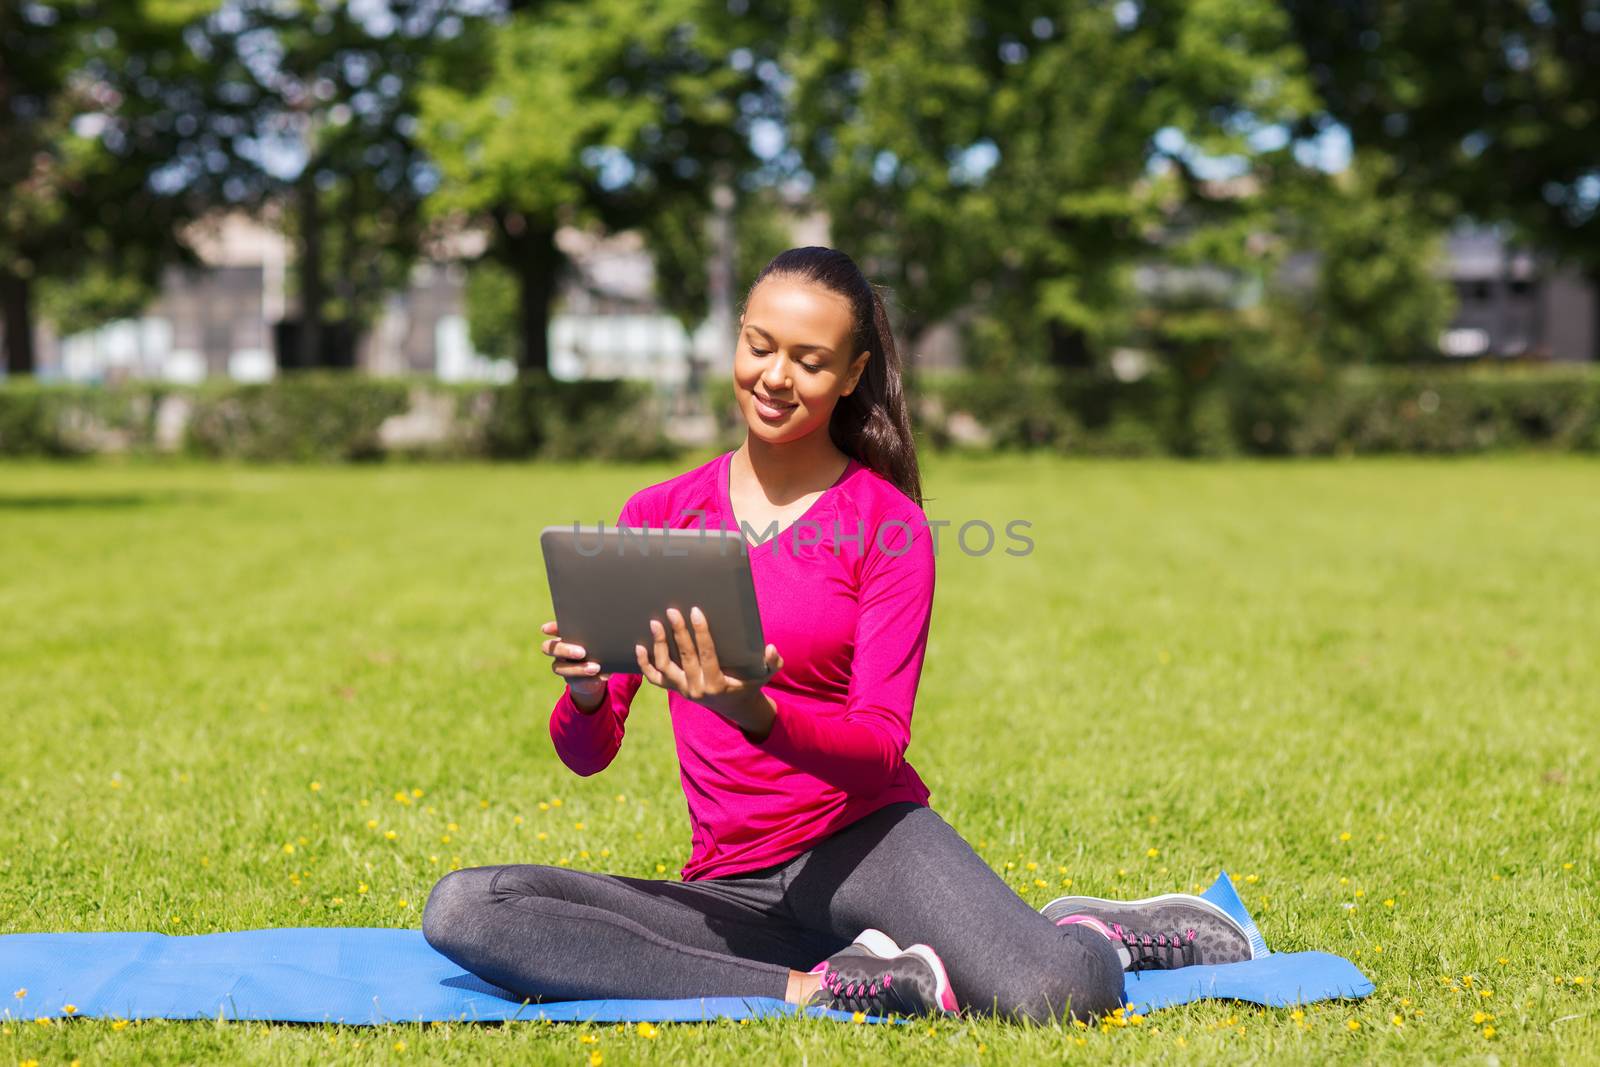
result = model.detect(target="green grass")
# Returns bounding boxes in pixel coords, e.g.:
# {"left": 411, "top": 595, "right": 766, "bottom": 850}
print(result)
{"left": 2, "top": 454, "right": 1596, "bottom": 1065}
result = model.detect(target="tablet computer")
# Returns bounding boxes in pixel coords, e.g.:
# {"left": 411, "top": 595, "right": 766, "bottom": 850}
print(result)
{"left": 540, "top": 524, "right": 769, "bottom": 680}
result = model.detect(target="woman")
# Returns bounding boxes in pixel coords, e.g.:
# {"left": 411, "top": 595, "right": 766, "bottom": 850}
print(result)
{"left": 422, "top": 247, "right": 1252, "bottom": 1021}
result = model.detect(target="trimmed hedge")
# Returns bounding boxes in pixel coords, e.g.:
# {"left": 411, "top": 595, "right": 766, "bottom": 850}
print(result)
{"left": 187, "top": 375, "right": 411, "bottom": 461}
{"left": 917, "top": 364, "right": 1600, "bottom": 457}
{"left": 0, "top": 372, "right": 676, "bottom": 462}
{"left": 476, "top": 375, "right": 675, "bottom": 461}
{"left": 0, "top": 382, "right": 172, "bottom": 457}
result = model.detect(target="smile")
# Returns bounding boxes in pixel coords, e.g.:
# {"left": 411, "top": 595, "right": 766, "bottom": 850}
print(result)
{"left": 753, "top": 393, "right": 797, "bottom": 418}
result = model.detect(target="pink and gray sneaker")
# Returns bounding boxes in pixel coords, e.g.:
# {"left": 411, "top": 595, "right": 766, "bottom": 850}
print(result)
{"left": 806, "top": 929, "right": 959, "bottom": 1016}
{"left": 1043, "top": 892, "right": 1256, "bottom": 971}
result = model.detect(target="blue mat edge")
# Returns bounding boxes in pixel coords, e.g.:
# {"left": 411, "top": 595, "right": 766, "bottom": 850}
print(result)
{"left": 1, "top": 871, "right": 1372, "bottom": 1024}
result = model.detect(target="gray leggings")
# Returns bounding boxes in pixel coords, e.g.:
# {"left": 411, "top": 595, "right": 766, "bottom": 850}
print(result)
{"left": 422, "top": 802, "right": 1123, "bottom": 1022}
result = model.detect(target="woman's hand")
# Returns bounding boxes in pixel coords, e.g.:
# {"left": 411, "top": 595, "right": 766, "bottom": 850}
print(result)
{"left": 635, "top": 605, "right": 783, "bottom": 737}
{"left": 540, "top": 620, "right": 609, "bottom": 713}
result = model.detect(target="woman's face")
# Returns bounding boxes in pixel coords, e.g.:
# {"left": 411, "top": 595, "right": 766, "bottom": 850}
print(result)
{"left": 733, "top": 276, "right": 870, "bottom": 445}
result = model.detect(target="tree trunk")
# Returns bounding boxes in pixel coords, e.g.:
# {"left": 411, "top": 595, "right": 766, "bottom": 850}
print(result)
{"left": 297, "top": 173, "right": 324, "bottom": 369}
{"left": 0, "top": 269, "right": 35, "bottom": 376}
{"left": 1045, "top": 319, "right": 1093, "bottom": 370}
{"left": 498, "top": 210, "right": 561, "bottom": 375}
{"left": 1589, "top": 266, "right": 1600, "bottom": 364}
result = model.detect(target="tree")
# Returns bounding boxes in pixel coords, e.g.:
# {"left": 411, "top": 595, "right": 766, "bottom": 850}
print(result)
{"left": 1265, "top": 153, "right": 1456, "bottom": 366}
{"left": 1282, "top": 0, "right": 1600, "bottom": 352}
{"left": 197, "top": 0, "right": 468, "bottom": 369}
{"left": 418, "top": 0, "right": 771, "bottom": 374}
{"left": 642, "top": 183, "right": 797, "bottom": 333}
{"left": 0, "top": 0, "right": 240, "bottom": 375}
{"left": 782, "top": 0, "right": 1317, "bottom": 375}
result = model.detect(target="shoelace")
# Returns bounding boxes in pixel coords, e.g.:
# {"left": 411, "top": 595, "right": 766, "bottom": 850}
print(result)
{"left": 819, "top": 965, "right": 894, "bottom": 1009}
{"left": 1109, "top": 923, "right": 1198, "bottom": 969}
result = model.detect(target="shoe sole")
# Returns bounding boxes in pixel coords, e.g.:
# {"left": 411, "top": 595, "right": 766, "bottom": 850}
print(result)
{"left": 1041, "top": 893, "right": 1256, "bottom": 966}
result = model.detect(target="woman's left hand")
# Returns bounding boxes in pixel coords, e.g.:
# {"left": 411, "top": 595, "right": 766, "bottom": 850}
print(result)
{"left": 635, "top": 605, "right": 782, "bottom": 736}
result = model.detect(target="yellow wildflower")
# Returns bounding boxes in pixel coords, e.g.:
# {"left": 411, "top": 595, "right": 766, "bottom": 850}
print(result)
{"left": 309, "top": 781, "right": 322, "bottom": 792}
{"left": 1339, "top": 832, "right": 1352, "bottom": 842}
{"left": 637, "top": 1021, "right": 658, "bottom": 1038}
{"left": 1346, "top": 1019, "right": 1360, "bottom": 1031}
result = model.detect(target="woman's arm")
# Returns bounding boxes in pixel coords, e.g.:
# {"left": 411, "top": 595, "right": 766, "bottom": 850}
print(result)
{"left": 546, "top": 494, "right": 649, "bottom": 776}
{"left": 751, "top": 515, "right": 935, "bottom": 790}
{"left": 549, "top": 671, "right": 645, "bottom": 776}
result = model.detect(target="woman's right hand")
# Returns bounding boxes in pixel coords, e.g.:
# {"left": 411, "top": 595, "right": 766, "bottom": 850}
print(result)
{"left": 540, "top": 620, "right": 610, "bottom": 712}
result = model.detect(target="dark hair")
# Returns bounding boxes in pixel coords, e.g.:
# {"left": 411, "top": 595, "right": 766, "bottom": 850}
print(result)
{"left": 740, "top": 246, "right": 923, "bottom": 507}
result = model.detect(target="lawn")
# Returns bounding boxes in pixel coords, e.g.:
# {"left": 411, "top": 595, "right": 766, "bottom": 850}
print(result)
{"left": 1, "top": 454, "right": 1596, "bottom": 1065}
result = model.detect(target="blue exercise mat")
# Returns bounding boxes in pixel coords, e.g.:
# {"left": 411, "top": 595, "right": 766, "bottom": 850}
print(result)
{"left": 1122, "top": 870, "right": 1373, "bottom": 1013}
{"left": 0, "top": 872, "right": 1370, "bottom": 1025}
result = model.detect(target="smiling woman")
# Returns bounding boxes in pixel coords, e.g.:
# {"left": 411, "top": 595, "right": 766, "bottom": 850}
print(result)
{"left": 419, "top": 248, "right": 1223, "bottom": 1024}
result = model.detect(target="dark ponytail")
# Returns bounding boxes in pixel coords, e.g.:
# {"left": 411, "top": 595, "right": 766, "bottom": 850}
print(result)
{"left": 742, "top": 247, "right": 923, "bottom": 507}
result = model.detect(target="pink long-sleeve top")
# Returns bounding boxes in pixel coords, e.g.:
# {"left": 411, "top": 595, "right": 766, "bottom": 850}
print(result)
{"left": 548, "top": 448, "right": 935, "bottom": 881}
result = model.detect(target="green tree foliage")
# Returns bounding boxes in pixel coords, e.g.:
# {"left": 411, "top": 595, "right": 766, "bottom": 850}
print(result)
{"left": 194, "top": 1, "right": 470, "bottom": 368}
{"left": 642, "top": 184, "right": 798, "bottom": 332}
{"left": 1266, "top": 153, "right": 1456, "bottom": 366}
{"left": 418, "top": 0, "right": 773, "bottom": 373}
{"left": 0, "top": 0, "right": 238, "bottom": 375}
{"left": 783, "top": 0, "right": 1317, "bottom": 374}
{"left": 463, "top": 259, "right": 519, "bottom": 364}
{"left": 1283, "top": 2, "right": 1600, "bottom": 285}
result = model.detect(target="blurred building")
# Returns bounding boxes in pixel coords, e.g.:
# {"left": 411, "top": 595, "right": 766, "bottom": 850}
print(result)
{"left": 32, "top": 216, "right": 1598, "bottom": 381}
{"left": 1440, "top": 229, "right": 1596, "bottom": 361}
{"left": 33, "top": 214, "right": 701, "bottom": 387}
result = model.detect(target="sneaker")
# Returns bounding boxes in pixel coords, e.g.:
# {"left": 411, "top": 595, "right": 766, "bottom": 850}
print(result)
{"left": 1042, "top": 893, "right": 1255, "bottom": 971}
{"left": 806, "top": 929, "right": 959, "bottom": 1016}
